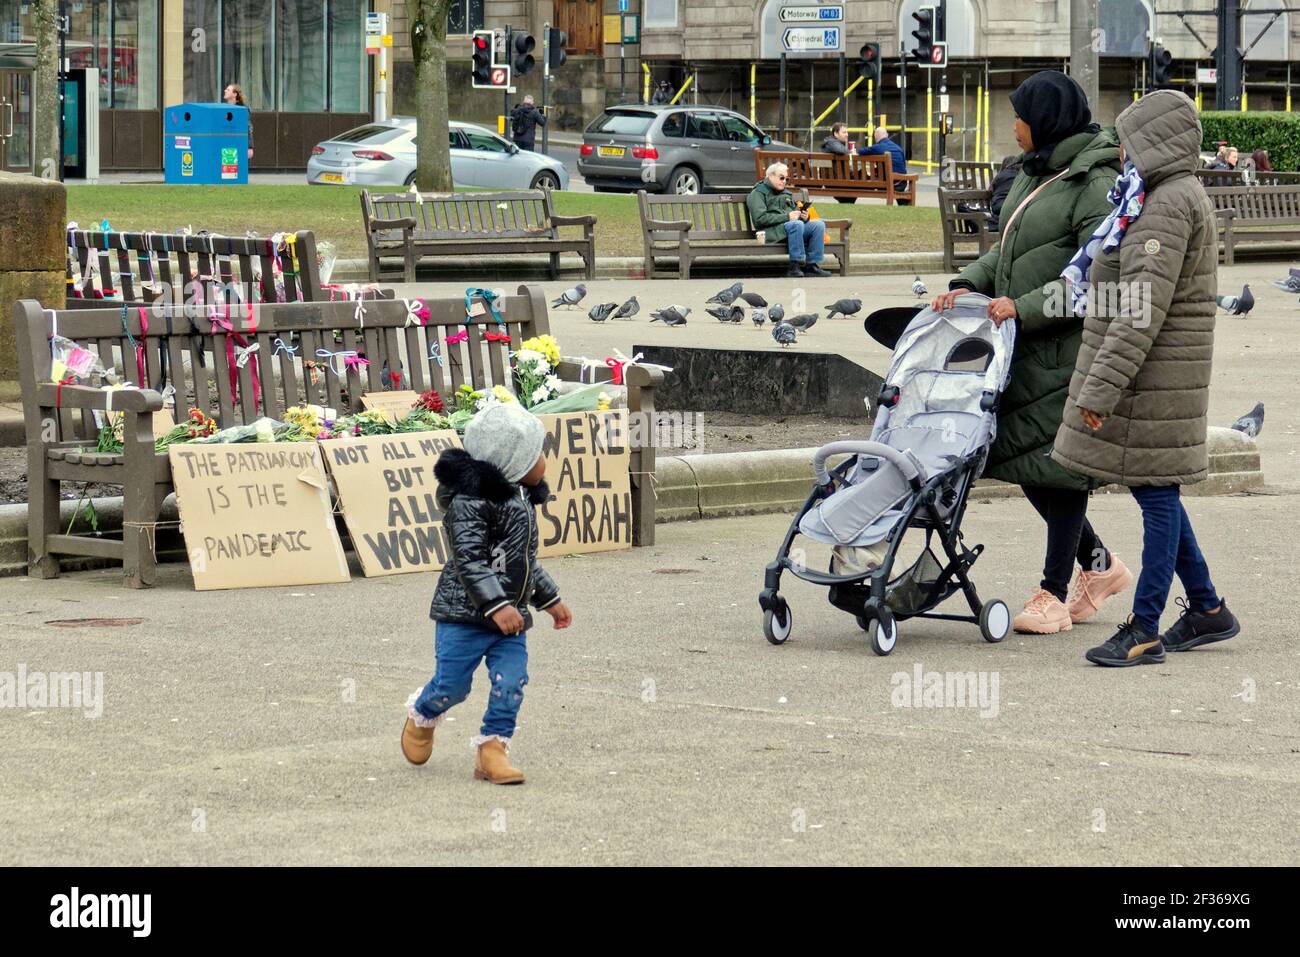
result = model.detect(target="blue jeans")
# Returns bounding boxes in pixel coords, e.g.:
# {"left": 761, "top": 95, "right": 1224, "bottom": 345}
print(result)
{"left": 413, "top": 620, "right": 529, "bottom": 739}
{"left": 783, "top": 218, "right": 825, "bottom": 264}
{"left": 1130, "top": 485, "right": 1220, "bottom": 635}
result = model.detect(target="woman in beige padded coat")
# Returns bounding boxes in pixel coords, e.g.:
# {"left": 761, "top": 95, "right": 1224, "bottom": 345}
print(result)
{"left": 1052, "top": 90, "right": 1241, "bottom": 667}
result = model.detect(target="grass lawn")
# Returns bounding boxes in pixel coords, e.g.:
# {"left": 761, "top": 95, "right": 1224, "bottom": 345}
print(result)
{"left": 66, "top": 184, "right": 941, "bottom": 263}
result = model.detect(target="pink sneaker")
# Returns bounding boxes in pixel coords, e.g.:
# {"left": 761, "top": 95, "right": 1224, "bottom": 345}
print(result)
{"left": 1067, "top": 555, "right": 1134, "bottom": 624}
{"left": 1012, "top": 588, "right": 1073, "bottom": 634}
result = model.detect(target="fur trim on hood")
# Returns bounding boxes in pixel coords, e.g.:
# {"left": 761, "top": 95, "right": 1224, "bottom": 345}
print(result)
{"left": 434, "top": 447, "right": 550, "bottom": 505}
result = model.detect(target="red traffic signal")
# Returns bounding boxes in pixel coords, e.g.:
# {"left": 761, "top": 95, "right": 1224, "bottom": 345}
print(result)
{"left": 471, "top": 30, "right": 494, "bottom": 87}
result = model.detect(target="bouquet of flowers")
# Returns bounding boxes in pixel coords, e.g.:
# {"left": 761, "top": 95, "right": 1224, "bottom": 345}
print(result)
{"left": 154, "top": 407, "right": 219, "bottom": 453}
{"left": 513, "top": 335, "right": 563, "bottom": 408}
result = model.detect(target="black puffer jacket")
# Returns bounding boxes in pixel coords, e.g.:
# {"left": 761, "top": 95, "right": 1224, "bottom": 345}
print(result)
{"left": 429, "top": 449, "right": 560, "bottom": 630}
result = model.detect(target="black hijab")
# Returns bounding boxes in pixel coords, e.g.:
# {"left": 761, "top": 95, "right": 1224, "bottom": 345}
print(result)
{"left": 1009, "top": 71, "right": 1100, "bottom": 176}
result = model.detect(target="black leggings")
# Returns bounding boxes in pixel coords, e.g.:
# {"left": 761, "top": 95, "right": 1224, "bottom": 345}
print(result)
{"left": 1020, "top": 485, "right": 1110, "bottom": 602}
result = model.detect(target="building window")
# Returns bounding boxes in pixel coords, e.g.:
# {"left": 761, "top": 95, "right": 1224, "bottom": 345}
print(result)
{"left": 644, "top": 0, "right": 678, "bottom": 28}
{"left": 447, "top": 0, "right": 484, "bottom": 36}
{"left": 1098, "top": 0, "right": 1150, "bottom": 57}
{"left": 183, "top": 0, "right": 369, "bottom": 112}
{"left": 53, "top": 0, "right": 158, "bottom": 110}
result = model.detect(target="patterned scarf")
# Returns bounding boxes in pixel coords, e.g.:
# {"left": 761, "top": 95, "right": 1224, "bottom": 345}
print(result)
{"left": 1061, "top": 159, "right": 1147, "bottom": 317}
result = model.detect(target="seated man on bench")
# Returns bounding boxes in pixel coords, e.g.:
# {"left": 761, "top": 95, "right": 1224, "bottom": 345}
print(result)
{"left": 858, "top": 127, "right": 911, "bottom": 196}
{"left": 746, "top": 161, "right": 832, "bottom": 279}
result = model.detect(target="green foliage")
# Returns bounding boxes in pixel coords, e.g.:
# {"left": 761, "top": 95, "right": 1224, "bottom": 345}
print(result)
{"left": 1199, "top": 111, "right": 1300, "bottom": 171}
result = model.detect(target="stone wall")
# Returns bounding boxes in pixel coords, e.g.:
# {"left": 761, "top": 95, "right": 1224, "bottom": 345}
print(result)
{"left": 0, "top": 172, "right": 65, "bottom": 383}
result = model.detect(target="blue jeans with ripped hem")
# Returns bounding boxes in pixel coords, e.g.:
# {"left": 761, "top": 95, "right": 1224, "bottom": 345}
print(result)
{"left": 413, "top": 620, "right": 529, "bottom": 739}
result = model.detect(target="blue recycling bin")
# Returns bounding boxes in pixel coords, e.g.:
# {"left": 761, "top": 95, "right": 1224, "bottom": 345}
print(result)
{"left": 163, "top": 103, "right": 249, "bottom": 185}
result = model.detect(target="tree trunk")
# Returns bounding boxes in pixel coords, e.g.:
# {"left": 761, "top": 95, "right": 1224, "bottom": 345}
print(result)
{"left": 411, "top": 0, "right": 454, "bottom": 192}
{"left": 32, "top": 0, "right": 61, "bottom": 180}
{"left": 1068, "top": 0, "right": 1100, "bottom": 111}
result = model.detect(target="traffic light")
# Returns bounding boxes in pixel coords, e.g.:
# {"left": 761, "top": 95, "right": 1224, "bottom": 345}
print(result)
{"left": 1151, "top": 43, "right": 1173, "bottom": 87}
{"left": 910, "top": 6, "right": 935, "bottom": 64}
{"left": 858, "top": 42, "right": 881, "bottom": 83}
{"left": 547, "top": 27, "right": 567, "bottom": 70}
{"left": 509, "top": 30, "right": 536, "bottom": 77}
{"left": 471, "top": 30, "right": 494, "bottom": 88}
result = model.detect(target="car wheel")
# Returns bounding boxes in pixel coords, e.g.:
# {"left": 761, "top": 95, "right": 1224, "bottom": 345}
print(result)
{"left": 667, "top": 166, "right": 703, "bottom": 195}
{"left": 404, "top": 171, "right": 416, "bottom": 186}
{"left": 531, "top": 171, "right": 561, "bottom": 191}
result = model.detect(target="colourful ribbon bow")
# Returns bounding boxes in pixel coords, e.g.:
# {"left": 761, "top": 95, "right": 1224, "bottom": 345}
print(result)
{"left": 428, "top": 343, "right": 444, "bottom": 368}
{"left": 464, "top": 287, "right": 505, "bottom": 326}
{"left": 605, "top": 356, "right": 627, "bottom": 386}
{"left": 484, "top": 330, "right": 511, "bottom": 344}
{"left": 271, "top": 337, "right": 297, "bottom": 358}
{"left": 234, "top": 342, "right": 260, "bottom": 369}
{"left": 404, "top": 299, "right": 428, "bottom": 327}
{"left": 99, "top": 219, "right": 111, "bottom": 250}
{"left": 446, "top": 330, "right": 469, "bottom": 345}
{"left": 315, "top": 348, "right": 369, "bottom": 377}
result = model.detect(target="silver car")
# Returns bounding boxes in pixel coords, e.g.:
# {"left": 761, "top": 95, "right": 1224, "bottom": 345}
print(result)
{"left": 577, "top": 105, "right": 794, "bottom": 194}
{"left": 308, "top": 118, "right": 569, "bottom": 190}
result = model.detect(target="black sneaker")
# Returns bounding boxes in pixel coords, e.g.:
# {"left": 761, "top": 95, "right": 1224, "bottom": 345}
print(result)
{"left": 1161, "top": 597, "right": 1240, "bottom": 652}
{"left": 1084, "top": 620, "right": 1166, "bottom": 667}
{"left": 786, "top": 264, "right": 805, "bottom": 278}
{"left": 805, "top": 264, "right": 833, "bottom": 277}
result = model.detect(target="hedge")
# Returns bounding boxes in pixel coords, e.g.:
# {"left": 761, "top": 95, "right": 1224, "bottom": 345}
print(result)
{"left": 1199, "top": 111, "right": 1300, "bottom": 171}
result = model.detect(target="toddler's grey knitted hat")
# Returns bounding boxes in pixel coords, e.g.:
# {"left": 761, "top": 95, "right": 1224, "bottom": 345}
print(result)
{"left": 463, "top": 401, "right": 546, "bottom": 483}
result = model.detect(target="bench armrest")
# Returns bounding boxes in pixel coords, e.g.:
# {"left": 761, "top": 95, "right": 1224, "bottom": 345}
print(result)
{"left": 819, "top": 218, "right": 852, "bottom": 236}
{"left": 643, "top": 218, "right": 692, "bottom": 234}
{"left": 550, "top": 213, "right": 597, "bottom": 227}
{"left": 1214, "top": 208, "right": 1236, "bottom": 221}
{"left": 369, "top": 216, "right": 417, "bottom": 233}
{"left": 624, "top": 364, "right": 665, "bottom": 390}
{"left": 555, "top": 360, "right": 615, "bottom": 384}
{"left": 36, "top": 383, "right": 164, "bottom": 413}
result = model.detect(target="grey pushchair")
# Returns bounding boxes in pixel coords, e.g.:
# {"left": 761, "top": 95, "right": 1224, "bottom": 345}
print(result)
{"left": 759, "top": 295, "right": 1015, "bottom": 655}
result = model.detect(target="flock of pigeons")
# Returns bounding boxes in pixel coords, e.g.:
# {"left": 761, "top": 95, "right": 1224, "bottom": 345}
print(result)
{"left": 551, "top": 281, "right": 863, "bottom": 348}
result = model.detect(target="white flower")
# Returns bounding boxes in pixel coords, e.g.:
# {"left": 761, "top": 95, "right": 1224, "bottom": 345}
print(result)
{"left": 531, "top": 385, "right": 551, "bottom": 404}
{"left": 544, "top": 375, "right": 561, "bottom": 391}
{"left": 533, "top": 357, "right": 551, "bottom": 375}
{"left": 514, "top": 348, "right": 543, "bottom": 366}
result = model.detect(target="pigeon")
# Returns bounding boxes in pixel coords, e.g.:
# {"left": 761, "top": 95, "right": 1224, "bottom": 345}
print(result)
{"left": 912, "top": 276, "right": 928, "bottom": 298}
{"left": 650, "top": 305, "right": 690, "bottom": 326}
{"left": 551, "top": 284, "right": 587, "bottom": 308}
{"left": 612, "top": 295, "right": 640, "bottom": 319}
{"left": 739, "top": 291, "right": 768, "bottom": 308}
{"left": 789, "top": 313, "right": 819, "bottom": 333}
{"left": 588, "top": 301, "right": 618, "bottom": 323}
{"left": 1272, "top": 271, "right": 1300, "bottom": 293}
{"left": 824, "top": 298, "right": 862, "bottom": 319}
{"left": 768, "top": 304, "right": 785, "bottom": 323}
{"left": 706, "top": 282, "right": 743, "bottom": 306}
{"left": 771, "top": 321, "right": 797, "bottom": 347}
{"left": 707, "top": 305, "right": 738, "bottom": 321}
{"left": 724, "top": 306, "right": 745, "bottom": 323}
{"left": 1216, "top": 284, "right": 1254, "bottom": 316}
{"left": 750, "top": 309, "right": 768, "bottom": 328}
{"left": 1230, "top": 402, "right": 1264, "bottom": 438}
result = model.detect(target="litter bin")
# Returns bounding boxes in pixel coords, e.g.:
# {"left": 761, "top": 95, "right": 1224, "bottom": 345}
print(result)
{"left": 163, "top": 103, "right": 249, "bottom": 185}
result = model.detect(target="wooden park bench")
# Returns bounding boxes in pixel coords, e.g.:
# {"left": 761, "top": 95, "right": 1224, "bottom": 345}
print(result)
{"left": 13, "top": 286, "right": 661, "bottom": 588}
{"left": 944, "top": 160, "right": 995, "bottom": 191}
{"left": 1196, "top": 168, "right": 1300, "bottom": 188}
{"left": 938, "top": 187, "right": 995, "bottom": 273}
{"left": 1203, "top": 184, "right": 1300, "bottom": 265}
{"left": 360, "top": 189, "right": 596, "bottom": 283}
{"left": 753, "top": 148, "right": 918, "bottom": 205}
{"left": 63, "top": 228, "right": 387, "bottom": 309}
{"left": 636, "top": 189, "right": 851, "bottom": 279}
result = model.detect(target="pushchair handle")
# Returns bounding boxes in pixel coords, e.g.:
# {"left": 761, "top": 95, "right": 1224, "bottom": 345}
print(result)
{"left": 811, "top": 441, "right": 924, "bottom": 487}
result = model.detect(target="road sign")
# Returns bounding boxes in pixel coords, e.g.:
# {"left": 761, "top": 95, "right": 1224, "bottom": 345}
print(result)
{"left": 779, "top": 5, "right": 843, "bottom": 22}
{"left": 782, "top": 26, "right": 841, "bottom": 52}
{"left": 491, "top": 67, "right": 508, "bottom": 86}
{"left": 1197, "top": 67, "right": 1217, "bottom": 84}
{"left": 365, "top": 11, "right": 386, "bottom": 54}
{"left": 922, "top": 40, "right": 947, "bottom": 69}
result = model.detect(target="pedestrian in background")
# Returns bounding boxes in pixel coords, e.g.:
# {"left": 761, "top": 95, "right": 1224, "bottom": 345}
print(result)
{"left": 651, "top": 81, "right": 671, "bottom": 105}
{"left": 510, "top": 95, "right": 547, "bottom": 152}
{"left": 222, "top": 83, "right": 253, "bottom": 161}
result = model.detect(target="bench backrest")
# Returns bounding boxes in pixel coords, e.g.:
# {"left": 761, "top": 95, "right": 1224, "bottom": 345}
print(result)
{"left": 362, "top": 189, "right": 558, "bottom": 241}
{"left": 947, "top": 161, "right": 995, "bottom": 191}
{"left": 754, "top": 148, "right": 893, "bottom": 190}
{"left": 1197, "top": 169, "right": 1300, "bottom": 188}
{"left": 15, "top": 285, "right": 553, "bottom": 444}
{"left": 637, "top": 188, "right": 814, "bottom": 243}
{"left": 1203, "top": 184, "right": 1300, "bottom": 222}
{"left": 66, "top": 229, "right": 323, "bottom": 309}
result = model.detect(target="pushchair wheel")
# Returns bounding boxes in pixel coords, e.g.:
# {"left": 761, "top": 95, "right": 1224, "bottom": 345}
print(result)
{"left": 764, "top": 603, "right": 793, "bottom": 645}
{"left": 980, "top": 600, "right": 1011, "bottom": 643}
{"left": 864, "top": 608, "right": 898, "bottom": 656}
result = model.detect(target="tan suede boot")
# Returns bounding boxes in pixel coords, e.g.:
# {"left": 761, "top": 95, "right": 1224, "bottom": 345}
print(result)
{"left": 474, "top": 738, "right": 525, "bottom": 785}
{"left": 401, "top": 717, "right": 435, "bottom": 765}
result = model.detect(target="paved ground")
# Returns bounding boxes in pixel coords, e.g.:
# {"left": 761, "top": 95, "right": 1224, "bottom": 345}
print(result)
{"left": 390, "top": 262, "right": 1299, "bottom": 481}
{"left": 1, "top": 488, "right": 1296, "bottom": 866}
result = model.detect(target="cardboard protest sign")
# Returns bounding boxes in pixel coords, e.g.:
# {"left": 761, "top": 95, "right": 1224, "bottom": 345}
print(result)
{"left": 169, "top": 443, "right": 349, "bottom": 590}
{"left": 152, "top": 408, "right": 176, "bottom": 439}
{"left": 322, "top": 431, "right": 463, "bottom": 576}
{"left": 360, "top": 390, "right": 420, "bottom": 424}
{"left": 535, "top": 411, "right": 633, "bottom": 557}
